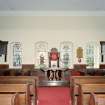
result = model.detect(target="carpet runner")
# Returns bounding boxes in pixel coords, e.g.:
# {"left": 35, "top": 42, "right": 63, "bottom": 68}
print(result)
{"left": 37, "top": 87, "right": 71, "bottom": 105}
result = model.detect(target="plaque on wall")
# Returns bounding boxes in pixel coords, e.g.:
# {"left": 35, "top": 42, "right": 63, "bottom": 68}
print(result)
{"left": 76, "top": 47, "right": 83, "bottom": 63}
{"left": 60, "top": 41, "right": 73, "bottom": 68}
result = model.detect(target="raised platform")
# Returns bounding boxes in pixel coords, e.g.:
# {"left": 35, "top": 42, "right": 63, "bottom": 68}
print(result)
{"left": 39, "top": 80, "right": 70, "bottom": 87}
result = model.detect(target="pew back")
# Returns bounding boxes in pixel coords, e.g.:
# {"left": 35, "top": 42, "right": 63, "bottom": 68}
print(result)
{"left": 89, "top": 93, "right": 105, "bottom": 105}
{"left": 78, "top": 84, "right": 105, "bottom": 105}
{"left": 0, "top": 84, "right": 30, "bottom": 105}
{"left": 0, "top": 76, "right": 38, "bottom": 105}
{"left": 0, "top": 93, "right": 19, "bottom": 105}
{"left": 71, "top": 76, "right": 105, "bottom": 86}
{"left": 71, "top": 76, "right": 105, "bottom": 105}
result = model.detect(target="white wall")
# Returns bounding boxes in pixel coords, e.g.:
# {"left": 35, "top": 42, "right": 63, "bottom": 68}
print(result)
{"left": 0, "top": 16, "right": 105, "bottom": 65}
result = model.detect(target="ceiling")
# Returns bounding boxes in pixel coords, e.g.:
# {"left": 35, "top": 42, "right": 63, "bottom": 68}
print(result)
{"left": 0, "top": 0, "right": 105, "bottom": 11}
{"left": 0, "top": 0, "right": 105, "bottom": 15}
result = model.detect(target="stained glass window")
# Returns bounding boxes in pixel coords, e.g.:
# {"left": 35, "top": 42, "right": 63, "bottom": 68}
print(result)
{"left": 85, "top": 42, "right": 100, "bottom": 68}
{"left": 60, "top": 41, "right": 73, "bottom": 68}
{"left": 35, "top": 41, "right": 48, "bottom": 69}
{"left": 10, "top": 42, "right": 22, "bottom": 68}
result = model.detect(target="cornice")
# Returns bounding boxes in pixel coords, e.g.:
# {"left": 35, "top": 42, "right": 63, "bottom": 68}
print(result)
{"left": 0, "top": 11, "right": 105, "bottom": 16}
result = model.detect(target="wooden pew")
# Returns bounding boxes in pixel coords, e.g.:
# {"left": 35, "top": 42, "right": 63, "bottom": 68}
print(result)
{"left": 0, "top": 93, "right": 19, "bottom": 105}
{"left": 89, "top": 93, "right": 105, "bottom": 105}
{"left": 0, "top": 76, "right": 38, "bottom": 105}
{"left": 70, "top": 76, "right": 105, "bottom": 86}
{"left": 78, "top": 83, "right": 105, "bottom": 105}
{"left": 0, "top": 84, "right": 30, "bottom": 105}
{"left": 70, "top": 76, "right": 105, "bottom": 105}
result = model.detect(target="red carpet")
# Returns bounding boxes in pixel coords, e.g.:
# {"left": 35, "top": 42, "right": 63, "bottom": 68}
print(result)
{"left": 37, "top": 87, "right": 71, "bottom": 105}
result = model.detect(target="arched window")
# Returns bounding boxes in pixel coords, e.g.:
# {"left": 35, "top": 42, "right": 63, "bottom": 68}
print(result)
{"left": 9, "top": 42, "right": 22, "bottom": 68}
{"left": 85, "top": 42, "right": 100, "bottom": 68}
{"left": 60, "top": 41, "right": 73, "bottom": 68}
{"left": 35, "top": 41, "right": 48, "bottom": 69}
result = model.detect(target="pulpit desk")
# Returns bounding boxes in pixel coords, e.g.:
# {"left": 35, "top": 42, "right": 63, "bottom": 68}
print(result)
{"left": 42, "top": 68, "right": 67, "bottom": 80}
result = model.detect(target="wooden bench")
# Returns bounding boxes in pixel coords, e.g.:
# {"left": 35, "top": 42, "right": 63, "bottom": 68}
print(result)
{"left": 78, "top": 83, "right": 105, "bottom": 105}
{"left": 70, "top": 76, "right": 105, "bottom": 86}
{"left": 0, "top": 93, "right": 19, "bottom": 105}
{"left": 89, "top": 93, "right": 105, "bottom": 105}
{"left": 0, "top": 84, "right": 30, "bottom": 105}
{"left": 0, "top": 76, "right": 38, "bottom": 105}
{"left": 70, "top": 76, "right": 105, "bottom": 105}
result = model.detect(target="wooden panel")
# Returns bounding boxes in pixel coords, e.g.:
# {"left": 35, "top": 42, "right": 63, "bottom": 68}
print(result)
{"left": 71, "top": 76, "right": 105, "bottom": 105}
{"left": 78, "top": 84, "right": 105, "bottom": 105}
{"left": 22, "top": 64, "right": 35, "bottom": 76}
{"left": 73, "top": 64, "right": 87, "bottom": 70}
{"left": 89, "top": 93, "right": 105, "bottom": 105}
{"left": 22, "top": 64, "right": 34, "bottom": 71}
{"left": 0, "top": 93, "right": 19, "bottom": 105}
{"left": 100, "top": 64, "right": 105, "bottom": 69}
{"left": 0, "top": 76, "right": 38, "bottom": 105}
{"left": 0, "top": 64, "right": 9, "bottom": 69}
{"left": 0, "top": 84, "right": 30, "bottom": 105}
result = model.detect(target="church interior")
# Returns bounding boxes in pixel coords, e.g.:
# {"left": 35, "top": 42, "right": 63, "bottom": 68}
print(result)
{"left": 0, "top": 0, "right": 105, "bottom": 105}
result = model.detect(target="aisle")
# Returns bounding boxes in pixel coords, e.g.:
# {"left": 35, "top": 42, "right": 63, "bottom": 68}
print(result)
{"left": 37, "top": 87, "right": 71, "bottom": 105}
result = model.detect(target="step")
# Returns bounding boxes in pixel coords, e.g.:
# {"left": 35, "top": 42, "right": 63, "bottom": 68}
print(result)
{"left": 39, "top": 80, "right": 70, "bottom": 86}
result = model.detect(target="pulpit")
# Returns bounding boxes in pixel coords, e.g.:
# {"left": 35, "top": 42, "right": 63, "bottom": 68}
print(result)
{"left": 42, "top": 67, "right": 67, "bottom": 81}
